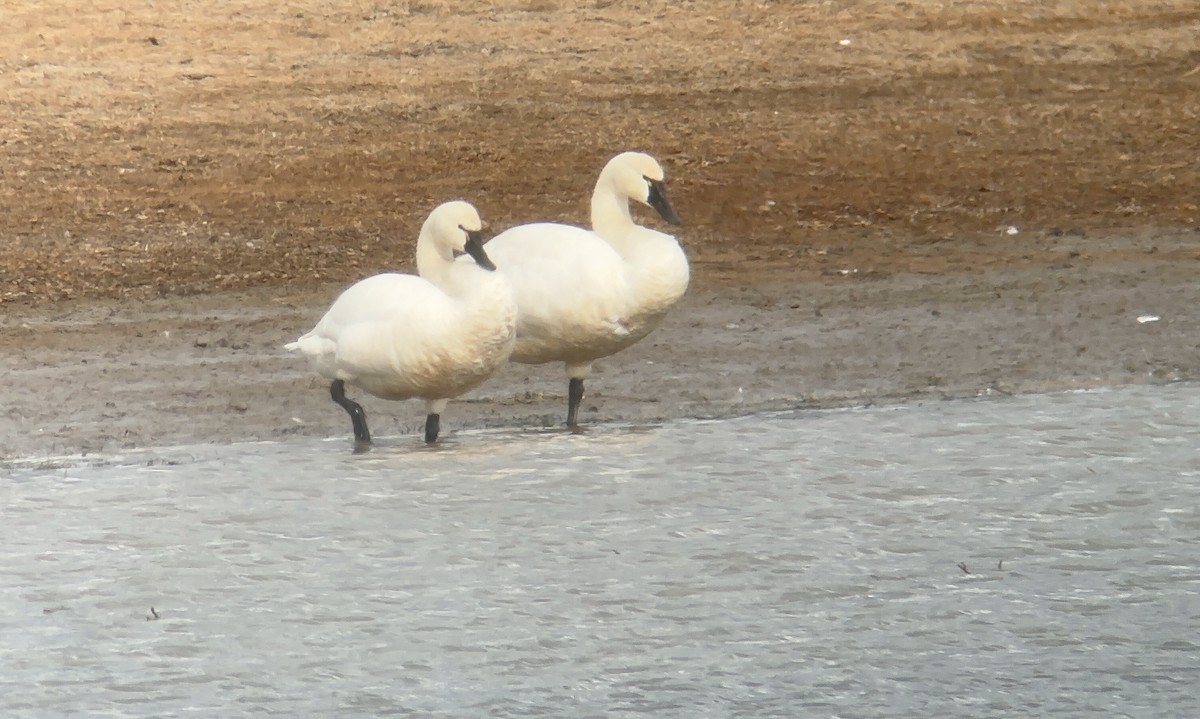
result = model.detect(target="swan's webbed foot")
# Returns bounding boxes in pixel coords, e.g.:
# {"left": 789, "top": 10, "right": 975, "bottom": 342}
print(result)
{"left": 424, "top": 413, "right": 440, "bottom": 444}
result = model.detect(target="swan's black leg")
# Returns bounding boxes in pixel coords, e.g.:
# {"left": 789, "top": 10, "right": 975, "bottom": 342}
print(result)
{"left": 330, "top": 379, "right": 371, "bottom": 446}
{"left": 424, "top": 413, "right": 440, "bottom": 444}
{"left": 567, "top": 377, "right": 585, "bottom": 428}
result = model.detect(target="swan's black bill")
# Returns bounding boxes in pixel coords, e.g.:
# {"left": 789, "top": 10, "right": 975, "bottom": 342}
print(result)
{"left": 464, "top": 230, "right": 496, "bottom": 271}
{"left": 646, "top": 178, "right": 682, "bottom": 226}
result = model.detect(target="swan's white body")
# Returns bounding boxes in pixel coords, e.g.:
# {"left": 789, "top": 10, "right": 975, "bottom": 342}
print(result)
{"left": 287, "top": 273, "right": 514, "bottom": 406}
{"left": 286, "top": 201, "right": 516, "bottom": 437}
{"left": 484, "top": 152, "right": 689, "bottom": 379}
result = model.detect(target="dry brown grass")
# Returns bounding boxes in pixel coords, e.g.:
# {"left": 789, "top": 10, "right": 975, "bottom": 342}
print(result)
{"left": 2, "top": 0, "right": 1198, "bottom": 302}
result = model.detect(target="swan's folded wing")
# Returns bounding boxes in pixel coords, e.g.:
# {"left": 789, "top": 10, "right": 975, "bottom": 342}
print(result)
{"left": 289, "top": 275, "right": 445, "bottom": 375}
{"left": 486, "top": 223, "right": 632, "bottom": 340}
{"left": 312, "top": 274, "right": 432, "bottom": 334}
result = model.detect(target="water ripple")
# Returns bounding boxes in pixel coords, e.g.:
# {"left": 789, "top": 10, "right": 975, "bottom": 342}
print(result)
{"left": 2, "top": 384, "right": 1198, "bottom": 717}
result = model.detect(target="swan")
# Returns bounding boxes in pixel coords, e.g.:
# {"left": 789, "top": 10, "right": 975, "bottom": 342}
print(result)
{"left": 286, "top": 200, "right": 516, "bottom": 448}
{"left": 483, "top": 151, "right": 688, "bottom": 427}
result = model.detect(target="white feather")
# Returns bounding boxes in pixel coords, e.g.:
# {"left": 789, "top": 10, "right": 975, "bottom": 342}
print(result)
{"left": 485, "top": 152, "right": 689, "bottom": 381}
{"left": 286, "top": 201, "right": 516, "bottom": 416}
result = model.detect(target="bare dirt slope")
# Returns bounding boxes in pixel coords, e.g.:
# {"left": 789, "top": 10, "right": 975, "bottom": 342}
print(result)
{"left": 2, "top": 0, "right": 1198, "bottom": 301}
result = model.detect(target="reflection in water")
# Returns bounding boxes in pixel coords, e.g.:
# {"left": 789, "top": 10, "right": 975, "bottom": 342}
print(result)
{"left": 2, "top": 384, "right": 1198, "bottom": 717}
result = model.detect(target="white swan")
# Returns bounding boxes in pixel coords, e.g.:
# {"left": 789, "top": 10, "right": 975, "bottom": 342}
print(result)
{"left": 286, "top": 200, "right": 516, "bottom": 447}
{"left": 483, "top": 151, "right": 688, "bottom": 427}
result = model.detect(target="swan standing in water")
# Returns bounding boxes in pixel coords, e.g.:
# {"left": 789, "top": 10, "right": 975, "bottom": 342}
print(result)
{"left": 484, "top": 151, "right": 687, "bottom": 427}
{"left": 286, "top": 201, "right": 516, "bottom": 448}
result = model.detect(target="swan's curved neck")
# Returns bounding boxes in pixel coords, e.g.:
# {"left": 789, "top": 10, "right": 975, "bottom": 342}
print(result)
{"left": 415, "top": 227, "right": 451, "bottom": 287}
{"left": 591, "top": 181, "right": 636, "bottom": 247}
{"left": 416, "top": 228, "right": 498, "bottom": 299}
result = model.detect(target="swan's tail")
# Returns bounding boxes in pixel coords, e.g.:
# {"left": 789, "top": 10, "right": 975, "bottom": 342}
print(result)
{"left": 284, "top": 333, "right": 330, "bottom": 356}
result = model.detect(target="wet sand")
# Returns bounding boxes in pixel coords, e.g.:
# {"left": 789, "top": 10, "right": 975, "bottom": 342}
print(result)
{"left": 3, "top": 227, "right": 1196, "bottom": 458}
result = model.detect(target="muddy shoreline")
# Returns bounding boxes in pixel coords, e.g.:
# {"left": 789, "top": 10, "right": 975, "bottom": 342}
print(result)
{"left": 3, "top": 230, "right": 1196, "bottom": 460}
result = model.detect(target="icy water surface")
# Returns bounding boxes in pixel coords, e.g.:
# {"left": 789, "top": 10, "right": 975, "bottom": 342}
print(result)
{"left": 2, "top": 383, "right": 1198, "bottom": 717}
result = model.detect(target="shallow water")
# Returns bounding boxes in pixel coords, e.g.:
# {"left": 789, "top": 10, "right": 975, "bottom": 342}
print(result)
{"left": 2, "top": 383, "right": 1198, "bottom": 718}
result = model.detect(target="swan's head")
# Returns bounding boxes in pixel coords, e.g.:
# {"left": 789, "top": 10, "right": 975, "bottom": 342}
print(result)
{"left": 603, "top": 151, "right": 683, "bottom": 227}
{"left": 425, "top": 200, "right": 496, "bottom": 271}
